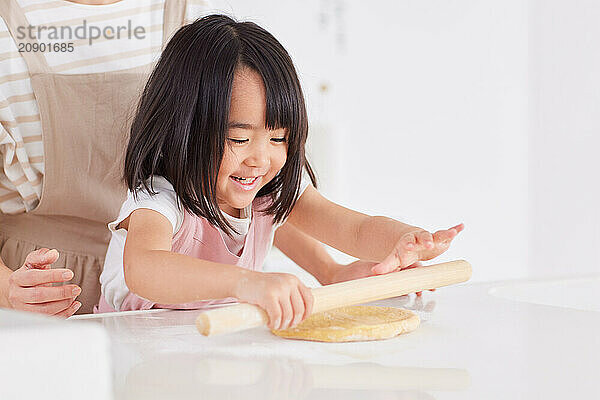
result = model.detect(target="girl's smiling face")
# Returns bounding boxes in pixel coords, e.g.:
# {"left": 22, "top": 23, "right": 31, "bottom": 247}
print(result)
{"left": 216, "top": 67, "right": 288, "bottom": 217}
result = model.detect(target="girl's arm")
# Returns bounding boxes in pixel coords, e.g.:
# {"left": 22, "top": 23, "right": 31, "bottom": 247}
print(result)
{"left": 273, "top": 222, "right": 338, "bottom": 285}
{"left": 122, "top": 208, "right": 313, "bottom": 329}
{"left": 286, "top": 185, "right": 463, "bottom": 273}
{"left": 122, "top": 208, "right": 253, "bottom": 304}
{"left": 285, "top": 185, "right": 416, "bottom": 261}
{"left": 275, "top": 223, "right": 420, "bottom": 286}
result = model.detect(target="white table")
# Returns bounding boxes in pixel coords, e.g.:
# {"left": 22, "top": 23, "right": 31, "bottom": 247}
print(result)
{"left": 72, "top": 275, "right": 600, "bottom": 400}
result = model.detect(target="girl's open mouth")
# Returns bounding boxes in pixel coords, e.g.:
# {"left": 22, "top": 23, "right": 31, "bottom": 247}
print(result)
{"left": 230, "top": 175, "right": 261, "bottom": 191}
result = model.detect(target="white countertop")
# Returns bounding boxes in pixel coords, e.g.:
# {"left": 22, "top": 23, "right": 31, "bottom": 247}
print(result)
{"left": 72, "top": 275, "right": 600, "bottom": 400}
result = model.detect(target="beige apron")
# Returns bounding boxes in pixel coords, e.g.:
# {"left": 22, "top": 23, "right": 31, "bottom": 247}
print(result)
{"left": 0, "top": 0, "right": 187, "bottom": 314}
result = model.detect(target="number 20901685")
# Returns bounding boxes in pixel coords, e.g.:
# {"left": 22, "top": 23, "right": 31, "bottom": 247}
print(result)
{"left": 18, "top": 42, "right": 74, "bottom": 53}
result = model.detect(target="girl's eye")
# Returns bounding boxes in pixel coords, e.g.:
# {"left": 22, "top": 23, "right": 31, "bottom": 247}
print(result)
{"left": 228, "top": 138, "right": 248, "bottom": 144}
{"left": 227, "top": 137, "right": 286, "bottom": 144}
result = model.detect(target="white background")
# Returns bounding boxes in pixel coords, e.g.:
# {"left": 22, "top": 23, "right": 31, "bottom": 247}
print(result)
{"left": 210, "top": 0, "right": 600, "bottom": 283}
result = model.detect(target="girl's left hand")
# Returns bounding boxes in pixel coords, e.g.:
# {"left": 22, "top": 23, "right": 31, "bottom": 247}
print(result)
{"left": 370, "top": 223, "right": 465, "bottom": 275}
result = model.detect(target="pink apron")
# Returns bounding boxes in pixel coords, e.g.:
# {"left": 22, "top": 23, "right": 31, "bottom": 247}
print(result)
{"left": 96, "top": 197, "right": 276, "bottom": 312}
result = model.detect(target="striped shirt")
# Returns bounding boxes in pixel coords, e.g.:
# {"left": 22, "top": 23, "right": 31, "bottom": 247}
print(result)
{"left": 0, "top": 0, "right": 213, "bottom": 214}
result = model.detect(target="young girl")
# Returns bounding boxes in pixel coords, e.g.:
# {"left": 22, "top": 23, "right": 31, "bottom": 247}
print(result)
{"left": 98, "top": 15, "right": 464, "bottom": 330}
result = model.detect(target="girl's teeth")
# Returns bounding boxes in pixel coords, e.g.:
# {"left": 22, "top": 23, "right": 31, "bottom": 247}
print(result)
{"left": 233, "top": 176, "right": 257, "bottom": 184}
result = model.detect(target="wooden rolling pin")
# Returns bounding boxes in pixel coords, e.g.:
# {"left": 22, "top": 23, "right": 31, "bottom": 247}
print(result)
{"left": 196, "top": 259, "right": 472, "bottom": 336}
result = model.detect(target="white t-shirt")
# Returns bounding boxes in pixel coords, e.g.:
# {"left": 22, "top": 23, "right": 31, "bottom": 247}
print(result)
{"left": 100, "top": 174, "right": 310, "bottom": 310}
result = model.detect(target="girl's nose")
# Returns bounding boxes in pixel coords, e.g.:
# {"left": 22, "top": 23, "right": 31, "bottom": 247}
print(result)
{"left": 245, "top": 142, "right": 269, "bottom": 168}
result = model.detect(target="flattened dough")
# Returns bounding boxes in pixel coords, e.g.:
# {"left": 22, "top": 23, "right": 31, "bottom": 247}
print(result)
{"left": 271, "top": 306, "right": 420, "bottom": 342}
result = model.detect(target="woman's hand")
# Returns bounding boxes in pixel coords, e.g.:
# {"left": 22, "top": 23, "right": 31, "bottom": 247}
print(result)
{"left": 7, "top": 248, "right": 82, "bottom": 317}
{"left": 235, "top": 271, "right": 313, "bottom": 331}
{"left": 371, "top": 223, "right": 465, "bottom": 275}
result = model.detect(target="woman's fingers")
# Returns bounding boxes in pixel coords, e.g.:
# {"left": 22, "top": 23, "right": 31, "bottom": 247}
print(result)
{"left": 23, "top": 248, "right": 60, "bottom": 269}
{"left": 7, "top": 247, "right": 79, "bottom": 315}
{"left": 19, "top": 297, "right": 77, "bottom": 315}
{"left": 11, "top": 268, "right": 74, "bottom": 287}
{"left": 17, "top": 284, "right": 81, "bottom": 304}
{"left": 57, "top": 301, "right": 82, "bottom": 318}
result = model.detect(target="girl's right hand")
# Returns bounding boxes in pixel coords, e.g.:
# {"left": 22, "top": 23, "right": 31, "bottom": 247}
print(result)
{"left": 7, "top": 248, "right": 82, "bottom": 317}
{"left": 235, "top": 272, "right": 313, "bottom": 330}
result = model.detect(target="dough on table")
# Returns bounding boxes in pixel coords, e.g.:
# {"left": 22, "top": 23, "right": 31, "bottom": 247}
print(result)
{"left": 271, "top": 306, "right": 420, "bottom": 342}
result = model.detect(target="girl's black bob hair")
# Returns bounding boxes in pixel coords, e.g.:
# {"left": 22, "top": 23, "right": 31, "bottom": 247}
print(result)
{"left": 124, "top": 14, "right": 316, "bottom": 236}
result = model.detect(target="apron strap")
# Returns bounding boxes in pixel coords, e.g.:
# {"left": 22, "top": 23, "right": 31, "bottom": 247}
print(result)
{"left": 0, "top": 0, "right": 51, "bottom": 75}
{"left": 162, "top": 0, "right": 188, "bottom": 49}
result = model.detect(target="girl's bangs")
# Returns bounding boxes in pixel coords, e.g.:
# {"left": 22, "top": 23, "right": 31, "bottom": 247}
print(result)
{"left": 263, "top": 78, "right": 299, "bottom": 134}
{"left": 239, "top": 47, "right": 302, "bottom": 136}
